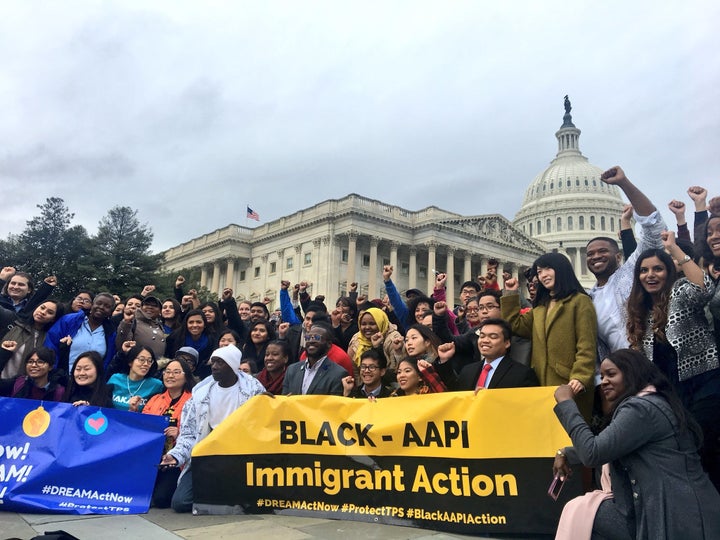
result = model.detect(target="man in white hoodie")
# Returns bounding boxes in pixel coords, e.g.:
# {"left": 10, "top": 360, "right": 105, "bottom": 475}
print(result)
{"left": 160, "top": 344, "right": 265, "bottom": 513}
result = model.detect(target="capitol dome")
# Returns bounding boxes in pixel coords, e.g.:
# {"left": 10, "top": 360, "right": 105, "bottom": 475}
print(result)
{"left": 513, "top": 97, "right": 626, "bottom": 287}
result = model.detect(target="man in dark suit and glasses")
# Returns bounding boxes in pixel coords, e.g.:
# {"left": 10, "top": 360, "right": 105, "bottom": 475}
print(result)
{"left": 282, "top": 324, "right": 346, "bottom": 396}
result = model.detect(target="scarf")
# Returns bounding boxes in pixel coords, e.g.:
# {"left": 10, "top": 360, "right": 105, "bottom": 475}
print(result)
{"left": 353, "top": 307, "right": 390, "bottom": 365}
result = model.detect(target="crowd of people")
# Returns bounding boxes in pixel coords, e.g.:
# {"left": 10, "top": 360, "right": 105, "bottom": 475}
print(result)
{"left": 1, "top": 166, "right": 720, "bottom": 537}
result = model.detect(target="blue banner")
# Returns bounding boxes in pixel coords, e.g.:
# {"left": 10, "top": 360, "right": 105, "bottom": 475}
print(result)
{"left": 0, "top": 397, "right": 167, "bottom": 514}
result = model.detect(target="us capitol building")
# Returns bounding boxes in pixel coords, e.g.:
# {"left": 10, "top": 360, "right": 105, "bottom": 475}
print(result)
{"left": 162, "top": 99, "right": 625, "bottom": 305}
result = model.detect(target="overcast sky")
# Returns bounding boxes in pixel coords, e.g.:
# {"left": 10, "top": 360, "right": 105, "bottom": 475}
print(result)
{"left": 1, "top": 1, "right": 718, "bottom": 252}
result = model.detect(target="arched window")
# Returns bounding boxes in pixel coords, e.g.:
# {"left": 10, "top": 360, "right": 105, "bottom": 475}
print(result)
{"left": 537, "top": 221, "right": 542, "bottom": 234}
{"left": 579, "top": 216, "right": 585, "bottom": 230}
{"left": 568, "top": 216, "right": 574, "bottom": 230}
{"left": 557, "top": 217, "right": 562, "bottom": 231}
{"left": 610, "top": 217, "right": 615, "bottom": 231}
{"left": 590, "top": 216, "right": 596, "bottom": 230}
{"left": 546, "top": 219, "right": 551, "bottom": 232}
{"left": 601, "top": 216, "right": 606, "bottom": 230}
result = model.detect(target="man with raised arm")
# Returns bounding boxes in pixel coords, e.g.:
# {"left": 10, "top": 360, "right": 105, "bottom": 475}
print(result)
{"left": 586, "top": 166, "right": 665, "bottom": 359}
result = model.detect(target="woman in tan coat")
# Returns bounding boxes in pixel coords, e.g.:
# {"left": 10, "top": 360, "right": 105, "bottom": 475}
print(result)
{"left": 502, "top": 253, "right": 597, "bottom": 417}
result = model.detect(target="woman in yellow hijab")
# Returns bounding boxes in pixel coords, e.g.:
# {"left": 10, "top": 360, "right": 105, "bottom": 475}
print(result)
{"left": 347, "top": 307, "right": 404, "bottom": 373}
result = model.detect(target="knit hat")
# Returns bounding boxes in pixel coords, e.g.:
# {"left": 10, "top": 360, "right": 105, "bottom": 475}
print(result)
{"left": 175, "top": 347, "right": 199, "bottom": 364}
{"left": 209, "top": 344, "right": 242, "bottom": 371}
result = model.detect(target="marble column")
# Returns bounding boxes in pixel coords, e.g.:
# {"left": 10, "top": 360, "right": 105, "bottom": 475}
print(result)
{"left": 313, "top": 238, "right": 322, "bottom": 292}
{"left": 480, "top": 258, "right": 488, "bottom": 281}
{"left": 368, "top": 237, "right": 379, "bottom": 299}
{"left": 212, "top": 261, "right": 221, "bottom": 296}
{"left": 277, "top": 249, "right": 285, "bottom": 281}
{"left": 426, "top": 242, "right": 437, "bottom": 293}
{"left": 200, "top": 265, "right": 208, "bottom": 288}
{"left": 463, "top": 251, "right": 472, "bottom": 283}
{"left": 574, "top": 247, "right": 583, "bottom": 276}
{"left": 408, "top": 247, "right": 417, "bottom": 289}
{"left": 389, "top": 242, "right": 398, "bottom": 272}
{"left": 226, "top": 259, "right": 235, "bottom": 291}
{"left": 446, "top": 248, "right": 455, "bottom": 306}
{"left": 346, "top": 231, "right": 358, "bottom": 289}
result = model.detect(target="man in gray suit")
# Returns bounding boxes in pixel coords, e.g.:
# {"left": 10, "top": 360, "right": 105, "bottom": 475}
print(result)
{"left": 282, "top": 324, "right": 346, "bottom": 396}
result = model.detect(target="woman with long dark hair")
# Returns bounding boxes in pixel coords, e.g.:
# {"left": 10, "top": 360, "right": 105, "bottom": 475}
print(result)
{"left": 199, "top": 301, "right": 225, "bottom": 337}
{"left": 0, "top": 300, "right": 64, "bottom": 379}
{"left": 390, "top": 357, "right": 446, "bottom": 396}
{"left": 161, "top": 298, "right": 183, "bottom": 333}
{"left": 626, "top": 231, "right": 720, "bottom": 491}
{"left": 403, "top": 324, "right": 441, "bottom": 364}
{"left": 502, "top": 252, "right": 597, "bottom": 416}
{"left": 242, "top": 320, "right": 276, "bottom": 371}
{"left": 165, "top": 309, "right": 215, "bottom": 379}
{"left": 553, "top": 349, "right": 720, "bottom": 539}
{"left": 63, "top": 351, "right": 114, "bottom": 407}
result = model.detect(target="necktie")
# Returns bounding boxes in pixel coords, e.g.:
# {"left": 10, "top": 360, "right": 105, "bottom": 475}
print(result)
{"left": 477, "top": 363, "right": 493, "bottom": 389}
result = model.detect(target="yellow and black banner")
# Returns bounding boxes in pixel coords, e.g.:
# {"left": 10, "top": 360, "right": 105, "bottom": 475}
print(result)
{"left": 192, "top": 387, "right": 580, "bottom": 535}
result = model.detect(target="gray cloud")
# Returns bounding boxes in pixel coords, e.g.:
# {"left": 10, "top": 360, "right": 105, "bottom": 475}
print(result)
{"left": 0, "top": 1, "right": 718, "bottom": 251}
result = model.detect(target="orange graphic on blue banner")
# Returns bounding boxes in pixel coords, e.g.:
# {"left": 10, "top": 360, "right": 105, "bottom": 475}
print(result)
{"left": 22, "top": 406, "right": 50, "bottom": 437}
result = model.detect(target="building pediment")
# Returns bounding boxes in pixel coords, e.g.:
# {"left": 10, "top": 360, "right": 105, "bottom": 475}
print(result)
{"left": 437, "top": 215, "right": 545, "bottom": 253}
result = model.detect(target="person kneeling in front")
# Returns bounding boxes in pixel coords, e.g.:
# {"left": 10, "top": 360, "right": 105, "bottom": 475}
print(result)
{"left": 159, "top": 344, "right": 265, "bottom": 513}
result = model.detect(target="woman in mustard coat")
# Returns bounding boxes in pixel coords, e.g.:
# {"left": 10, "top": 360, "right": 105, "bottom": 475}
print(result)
{"left": 502, "top": 253, "right": 597, "bottom": 417}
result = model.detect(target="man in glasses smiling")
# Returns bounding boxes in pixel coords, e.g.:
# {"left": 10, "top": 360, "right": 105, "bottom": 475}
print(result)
{"left": 341, "top": 349, "right": 393, "bottom": 399}
{"left": 433, "top": 290, "right": 532, "bottom": 370}
{"left": 282, "top": 324, "right": 345, "bottom": 396}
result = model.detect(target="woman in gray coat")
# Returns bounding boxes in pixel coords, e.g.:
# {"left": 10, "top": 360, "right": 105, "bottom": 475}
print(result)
{"left": 552, "top": 349, "right": 720, "bottom": 539}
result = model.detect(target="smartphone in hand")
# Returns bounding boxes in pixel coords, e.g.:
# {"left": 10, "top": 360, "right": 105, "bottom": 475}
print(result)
{"left": 548, "top": 475, "right": 565, "bottom": 501}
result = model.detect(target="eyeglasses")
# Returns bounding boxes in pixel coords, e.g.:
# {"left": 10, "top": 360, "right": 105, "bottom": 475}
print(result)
{"left": 477, "top": 304, "right": 500, "bottom": 312}
{"left": 359, "top": 365, "right": 380, "bottom": 372}
{"left": 74, "top": 296, "right": 92, "bottom": 305}
{"left": 26, "top": 359, "right": 49, "bottom": 366}
{"left": 135, "top": 357, "right": 154, "bottom": 365}
{"left": 164, "top": 370, "right": 184, "bottom": 376}
{"left": 305, "top": 334, "right": 325, "bottom": 342}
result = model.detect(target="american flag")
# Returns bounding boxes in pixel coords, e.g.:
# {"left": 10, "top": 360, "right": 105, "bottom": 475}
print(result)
{"left": 246, "top": 206, "right": 260, "bottom": 221}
